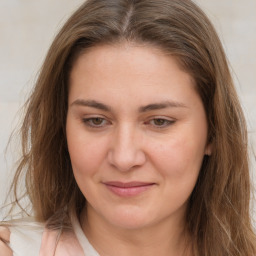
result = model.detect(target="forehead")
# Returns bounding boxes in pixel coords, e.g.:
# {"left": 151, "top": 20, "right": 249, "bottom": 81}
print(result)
{"left": 70, "top": 42, "right": 195, "bottom": 84}
{"left": 68, "top": 43, "right": 199, "bottom": 109}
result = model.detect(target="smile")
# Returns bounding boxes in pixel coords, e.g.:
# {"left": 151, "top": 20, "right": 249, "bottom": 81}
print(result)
{"left": 103, "top": 181, "right": 156, "bottom": 197}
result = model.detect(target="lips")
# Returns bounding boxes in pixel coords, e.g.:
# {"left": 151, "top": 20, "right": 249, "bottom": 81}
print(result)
{"left": 103, "top": 181, "right": 155, "bottom": 197}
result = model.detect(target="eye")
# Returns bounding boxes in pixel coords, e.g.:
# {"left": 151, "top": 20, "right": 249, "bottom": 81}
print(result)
{"left": 82, "top": 117, "right": 109, "bottom": 128}
{"left": 147, "top": 118, "right": 175, "bottom": 128}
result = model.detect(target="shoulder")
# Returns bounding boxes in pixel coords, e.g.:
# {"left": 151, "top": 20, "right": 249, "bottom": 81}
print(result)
{"left": 1, "top": 216, "right": 87, "bottom": 256}
{"left": 1, "top": 218, "right": 44, "bottom": 256}
{"left": 0, "top": 226, "right": 12, "bottom": 256}
{"left": 39, "top": 225, "right": 85, "bottom": 256}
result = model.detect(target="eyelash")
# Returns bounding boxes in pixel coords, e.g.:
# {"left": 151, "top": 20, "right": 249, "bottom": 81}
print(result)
{"left": 146, "top": 118, "right": 175, "bottom": 128}
{"left": 82, "top": 117, "right": 110, "bottom": 128}
{"left": 81, "top": 117, "right": 175, "bottom": 129}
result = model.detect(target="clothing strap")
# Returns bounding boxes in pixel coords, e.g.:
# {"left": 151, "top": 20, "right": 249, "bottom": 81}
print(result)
{"left": 39, "top": 228, "right": 61, "bottom": 256}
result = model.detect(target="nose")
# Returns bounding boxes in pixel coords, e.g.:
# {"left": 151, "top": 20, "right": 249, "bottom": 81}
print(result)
{"left": 107, "top": 124, "right": 146, "bottom": 172}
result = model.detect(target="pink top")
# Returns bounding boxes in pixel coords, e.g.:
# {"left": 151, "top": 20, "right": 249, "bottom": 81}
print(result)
{"left": 0, "top": 217, "right": 99, "bottom": 256}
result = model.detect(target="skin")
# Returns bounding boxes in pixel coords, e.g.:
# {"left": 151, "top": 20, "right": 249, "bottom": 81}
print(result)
{"left": 66, "top": 43, "right": 211, "bottom": 256}
{"left": 0, "top": 227, "right": 12, "bottom": 256}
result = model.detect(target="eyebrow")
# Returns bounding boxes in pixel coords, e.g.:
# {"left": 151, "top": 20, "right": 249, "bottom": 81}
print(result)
{"left": 70, "top": 99, "right": 111, "bottom": 111}
{"left": 138, "top": 101, "right": 187, "bottom": 112}
{"left": 70, "top": 99, "right": 187, "bottom": 112}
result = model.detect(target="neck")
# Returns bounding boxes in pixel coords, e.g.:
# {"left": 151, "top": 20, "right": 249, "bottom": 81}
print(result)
{"left": 80, "top": 207, "right": 192, "bottom": 256}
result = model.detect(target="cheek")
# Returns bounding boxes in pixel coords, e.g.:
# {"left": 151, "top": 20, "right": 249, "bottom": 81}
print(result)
{"left": 68, "top": 139, "right": 105, "bottom": 176}
{"left": 150, "top": 135, "right": 206, "bottom": 206}
{"left": 67, "top": 134, "right": 107, "bottom": 200}
{"left": 149, "top": 132, "right": 206, "bottom": 179}
{"left": 66, "top": 122, "right": 106, "bottom": 178}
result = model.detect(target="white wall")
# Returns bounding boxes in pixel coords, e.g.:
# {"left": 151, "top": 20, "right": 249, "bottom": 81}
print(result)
{"left": 1, "top": 0, "right": 255, "bottom": 209}
{"left": 0, "top": 0, "right": 85, "bottom": 205}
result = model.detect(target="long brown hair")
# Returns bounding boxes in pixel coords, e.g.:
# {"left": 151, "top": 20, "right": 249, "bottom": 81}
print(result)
{"left": 5, "top": 0, "right": 256, "bottom": 255}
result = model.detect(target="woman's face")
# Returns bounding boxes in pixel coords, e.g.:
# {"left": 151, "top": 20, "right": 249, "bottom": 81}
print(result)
{"left": 66, "top": 43, "right": 211, "bottom": 231}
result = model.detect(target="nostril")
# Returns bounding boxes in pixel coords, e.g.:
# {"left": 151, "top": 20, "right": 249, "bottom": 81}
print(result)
{"left": 107, "top": 148, "right": 146, "bottom": 172}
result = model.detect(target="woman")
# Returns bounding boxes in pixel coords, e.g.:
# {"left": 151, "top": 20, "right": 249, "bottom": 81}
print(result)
{"left": 1, "top": 0, "right": 255, "bottom": 255}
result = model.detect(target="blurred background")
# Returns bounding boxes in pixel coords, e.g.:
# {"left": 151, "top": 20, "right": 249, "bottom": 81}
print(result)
{"left": 0, "top": 0, "right": 255, "bottom": 214}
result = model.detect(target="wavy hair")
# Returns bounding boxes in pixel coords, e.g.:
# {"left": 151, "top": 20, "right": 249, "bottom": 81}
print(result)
{"left": 5, "top": 0, "right": 256, "bottom": 255}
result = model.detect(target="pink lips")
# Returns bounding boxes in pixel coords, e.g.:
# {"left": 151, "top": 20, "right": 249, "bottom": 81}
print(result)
{"left": 103, "top": 181, "right": 155, "bottom": 197}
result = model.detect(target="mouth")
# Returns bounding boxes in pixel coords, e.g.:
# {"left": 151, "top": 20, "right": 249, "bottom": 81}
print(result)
{"left": 102, "top": 181, "right": 156, "bottom": 197}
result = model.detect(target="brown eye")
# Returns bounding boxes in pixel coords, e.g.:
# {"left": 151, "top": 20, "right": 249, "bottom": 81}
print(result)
{"left": 153, "top": 119, "right": 166, "bottom": 126}
{"left": 148, "top": 118, "right": 175, "bottom": 128}
{"left": 91, "top": 117, "right": 104, "bottom": 125}
{"left": 82, "top": 117, "right": 108, "bottom": 128}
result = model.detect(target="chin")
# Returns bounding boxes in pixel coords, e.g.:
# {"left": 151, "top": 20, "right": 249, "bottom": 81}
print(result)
{"left": 105, "top": 208, "right": 155, "bottom": 230}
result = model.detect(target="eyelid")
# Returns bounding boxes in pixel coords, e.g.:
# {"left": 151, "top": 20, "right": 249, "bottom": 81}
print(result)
{"left": 80, "top": 115, "right": 175, "bottom": 129}
{"left": 82, "top": 116, "right": 111, "bottom": 128}
{"left": 145, "top": 116, "right": 176, "bottom": 128}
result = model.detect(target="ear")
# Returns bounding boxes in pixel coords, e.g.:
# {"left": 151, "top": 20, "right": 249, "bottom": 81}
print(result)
{"left": 204, "top": 143, "right": 212, "bottom": 156}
